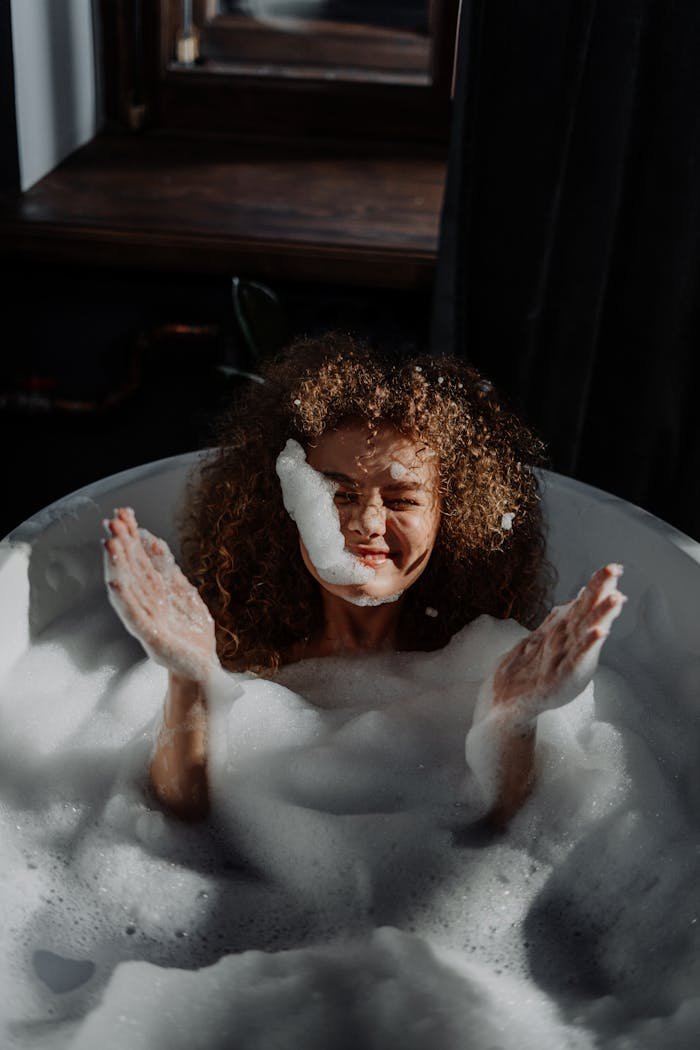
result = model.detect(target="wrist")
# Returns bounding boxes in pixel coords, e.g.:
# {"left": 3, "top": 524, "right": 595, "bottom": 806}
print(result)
{"left": 165, "top": 673, "right": 204, "bottom": 727}
{"left": 170, "top": 671, "right": 203, "bottom": 690}
{"left": 474, "top": 676, "right": 539, "bottom": 736}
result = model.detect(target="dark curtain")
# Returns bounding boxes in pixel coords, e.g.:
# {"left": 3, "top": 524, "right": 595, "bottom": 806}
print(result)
{"left": 432, "top": 0, "right": 700, "bottom": 540}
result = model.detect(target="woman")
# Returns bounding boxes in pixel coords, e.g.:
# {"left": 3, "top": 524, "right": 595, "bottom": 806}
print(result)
{"left": 103, "top": 333, "right": 624, "bottom": 826}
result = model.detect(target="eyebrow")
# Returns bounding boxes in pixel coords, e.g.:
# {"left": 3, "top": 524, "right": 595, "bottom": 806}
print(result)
{"left": 322, "top": 471, "right": 427, "bottom": 491}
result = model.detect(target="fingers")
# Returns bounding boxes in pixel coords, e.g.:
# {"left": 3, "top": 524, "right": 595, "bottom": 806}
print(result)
{"left": 565, "top": 624, "right": 611, "bottom": 687}
{"left": 103, "top": 509, "right": 139, "bottom": 570}
{"left": 103, "top": 520, "right": 167, "bottom": 646}
{"left": 558, "top": 565, "right": 625, "bottom": 642}
{"left": 103, "top": 512, "right": 172, "bottom": 591}
{"left": 532, "top": 571, "right": 625, "bottom": 656}
{"left": 107, "top": 576, "right": 158, "bottom": 643}
{"left": 103, "top": 510, "right": 209, "bottom": 625}
{"left": 578, "top": 563, "right": 624, "bottom": 614}
{"left": 581, "top": 569, "right": 626, "bottom": 648}
{"left": 104, "top": 506, "right": 138, "bottom": 541}
{"left": 561, "top": 587, "right": 626, "bottom": 680}
{"left": 103, "top": 538, "right": 159, "bottom": 626}
{"left": 492, "top": 565, "right": 627, "bottom": 712}
{"left": 552, "top": 583, "right": 625, "bottom": 668}
{"left": 137, "top": 527, "right": 177, "bottom": 580}
{"left": 584, "top": 589, "right": 626, "bottom": 629}
{"left": 104, "top": 535, "right": 159, "bottom": 600}
{"left": 137, "top": 528, "right": 165, "bottom": 558}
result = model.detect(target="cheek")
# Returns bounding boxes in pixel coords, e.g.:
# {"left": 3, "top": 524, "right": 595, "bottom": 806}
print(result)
{"left": 422, "top": 509, "right": 442, "bottom": 552}
{"left": 396, "top": 512, "right": 440, "bottom": 549}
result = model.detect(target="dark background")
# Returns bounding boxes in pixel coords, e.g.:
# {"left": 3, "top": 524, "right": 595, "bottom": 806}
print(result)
{"left": 1, "top": 262, "right": 432, "bottom": 537}
{"left": 2, "top": 0, "right": 698, "bottom": 544}
{"left": 433, "top": 0, "right": 700, "bottom": 545}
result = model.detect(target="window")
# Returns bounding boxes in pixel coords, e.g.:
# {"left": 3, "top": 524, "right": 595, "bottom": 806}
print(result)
{"left": 101, "top": 0, "right": 460, "bottom": 143}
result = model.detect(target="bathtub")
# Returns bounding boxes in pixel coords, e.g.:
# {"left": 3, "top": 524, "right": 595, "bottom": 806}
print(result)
{"left": 1, "top": 454, "right": 699, "bottom": 1050}
{"left": 3, "top": 451, "right": 698, "bottom": 671}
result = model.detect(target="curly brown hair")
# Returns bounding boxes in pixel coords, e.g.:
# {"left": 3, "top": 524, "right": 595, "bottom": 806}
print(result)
{"left": 180, "top": 332, "right": 553, "bottom": 674}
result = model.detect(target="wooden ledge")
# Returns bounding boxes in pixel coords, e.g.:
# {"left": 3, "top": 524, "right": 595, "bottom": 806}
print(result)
{"left": 0, "top": 133, "right": 446, "bottom": 288}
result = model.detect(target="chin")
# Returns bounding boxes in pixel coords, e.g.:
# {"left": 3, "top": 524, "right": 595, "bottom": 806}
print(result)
{"left": 338, "top": 577, "right": 405, "bottom": 605}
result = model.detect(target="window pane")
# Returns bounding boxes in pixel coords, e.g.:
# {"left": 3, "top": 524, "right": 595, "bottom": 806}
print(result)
{"left": 197, "top": 1, "right": 434, "bottom": 82}
{"left": 216, "top": 2, "right": 429, "bottom": 34}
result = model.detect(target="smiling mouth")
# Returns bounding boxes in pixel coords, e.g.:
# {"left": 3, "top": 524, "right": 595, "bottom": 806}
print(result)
{"left": 351, "top": 547, "right": 396, "bottom": 567}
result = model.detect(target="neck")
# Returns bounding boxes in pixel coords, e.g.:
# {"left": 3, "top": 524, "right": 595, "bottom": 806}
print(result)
{"left": 316, "top": 590, "right": 403, "bottom": 655}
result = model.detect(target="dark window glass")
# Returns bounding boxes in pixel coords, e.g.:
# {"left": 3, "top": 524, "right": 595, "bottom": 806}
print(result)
{"left": 216, "top": 2, "right": 429, "bottom": 33}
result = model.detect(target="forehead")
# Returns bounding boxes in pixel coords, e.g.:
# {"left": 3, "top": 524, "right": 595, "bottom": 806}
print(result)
{"left": 306, "top": 423, "right": 437, "bottom": 482}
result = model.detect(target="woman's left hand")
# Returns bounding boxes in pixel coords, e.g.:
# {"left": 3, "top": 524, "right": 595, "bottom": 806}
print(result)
{"left": 492, "top": 564, "right": 626, "bottom": 721}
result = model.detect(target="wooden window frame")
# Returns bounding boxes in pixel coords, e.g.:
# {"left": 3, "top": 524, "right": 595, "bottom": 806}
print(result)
{"left": 102, "top": 0, "right": 460, "bottom": 144}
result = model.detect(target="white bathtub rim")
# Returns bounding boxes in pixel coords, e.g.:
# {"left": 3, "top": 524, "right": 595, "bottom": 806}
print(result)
{"left": 3, "top": 450, "right": 208, "bottom": 546}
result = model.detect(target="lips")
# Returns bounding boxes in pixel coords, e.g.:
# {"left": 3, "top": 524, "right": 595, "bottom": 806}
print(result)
{"left": 351, "top": 546, "right": 395, "bottom": 567}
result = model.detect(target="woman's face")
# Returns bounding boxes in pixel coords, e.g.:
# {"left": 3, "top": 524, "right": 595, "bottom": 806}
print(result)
{"left": 303, "top": 423, "right": 441, "bottom": 605}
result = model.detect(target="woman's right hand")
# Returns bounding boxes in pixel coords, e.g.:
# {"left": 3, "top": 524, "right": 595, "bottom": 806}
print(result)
{"left": 103, "top": 507, "right": 218, "bottom": 683}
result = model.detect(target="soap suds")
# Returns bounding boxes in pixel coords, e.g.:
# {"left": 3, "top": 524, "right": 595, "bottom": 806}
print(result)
{"left": 343, "top": 590, "right": 403, "bottom": 607}
{"left": 1, "top": 541, "right": 699, "bottom": 1049}
{"left": 276, "top": 439, "right": 374, "bottom": 587}
{"left": 389, "top": 462, "right": 408, "bottom": 480}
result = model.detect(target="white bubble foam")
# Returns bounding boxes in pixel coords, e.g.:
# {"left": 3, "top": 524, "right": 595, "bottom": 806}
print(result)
{"left": 275, "top": 439, "right": 374, "bottom": 586}
{"left": 343, "top": 590, "right": 403, "bottom": 607}
{"left": 1, "top": 548, "right": 699, "bottom": 1049}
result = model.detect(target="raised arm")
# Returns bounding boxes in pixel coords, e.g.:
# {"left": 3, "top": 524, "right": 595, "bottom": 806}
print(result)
{"left": 466, "top": 564, "right": 626, "bottom": 826}
{"left": 104, "top": 508, "right": 219, "bottom": 820}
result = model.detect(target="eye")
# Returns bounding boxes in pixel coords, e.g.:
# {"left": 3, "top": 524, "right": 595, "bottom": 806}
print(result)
{"left": 386, "top": 498, "right": 419, "bottom": 509}
{"left": 334, "top": 491, "right": 359, "bottom": 504}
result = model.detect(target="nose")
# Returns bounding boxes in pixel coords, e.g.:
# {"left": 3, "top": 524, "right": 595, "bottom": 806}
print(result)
{"left": 347, "top": 496, "right": 387, "bottom": 538}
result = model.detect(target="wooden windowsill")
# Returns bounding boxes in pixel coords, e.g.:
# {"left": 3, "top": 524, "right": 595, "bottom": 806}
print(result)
{"left": 0, "top": 132, "right": 446, "bottom": 289}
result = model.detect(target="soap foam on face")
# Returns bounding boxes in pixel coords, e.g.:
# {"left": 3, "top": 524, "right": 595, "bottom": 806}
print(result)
{"left": 343, "top": 591, "right": 403, "bottom": 607}
{"left": 1, "top": 581, "right": 700, "bottom": 1047}
{"left": 275, "top": 438, "right": 404, "bottom": 606}
{"left": 275, "top": 438, "right": 375, "bottom": 587}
